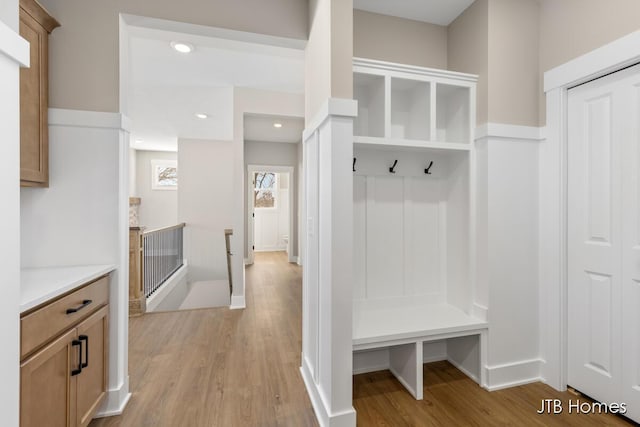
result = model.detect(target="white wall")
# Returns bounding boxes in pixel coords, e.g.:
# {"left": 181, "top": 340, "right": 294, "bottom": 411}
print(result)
{"left": 244, "top": 141, "right": 300, "bottom": 258}
{"left": 178, "top": 138, "right": 233, "bottom": 285}
{"left": 134, "top": 150, "right": 178, "bottom": 229}
{"left": 20, "top": 108, "right": 131, "bottom": 415}
{"left": 476, "top": 126, "right": 542, "bottom": 390}
{"left": 0, "top": 14, "right": 27, "bottom": 425}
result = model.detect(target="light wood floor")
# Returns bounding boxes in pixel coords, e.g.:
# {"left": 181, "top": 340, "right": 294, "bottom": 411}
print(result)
{"left": 91, "top": 251, "right": 635, "bottom": 426}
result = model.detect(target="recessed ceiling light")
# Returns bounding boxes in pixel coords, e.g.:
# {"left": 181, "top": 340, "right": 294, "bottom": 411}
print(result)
{"left": 135, "top": 139, "right": 143, "bottom": 144}
{"left": 170, "top": 41, "right": 194, "bottom": 54}
{"left": 195, "top": 113, "right": 208, "bottom": 119}
{"left": 273, "top": 123, "right": 283, "bottom": 128}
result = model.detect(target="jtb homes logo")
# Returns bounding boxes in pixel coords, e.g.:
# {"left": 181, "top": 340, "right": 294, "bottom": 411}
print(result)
{"left": 537, "top": 399, "right": 627, "bottom": 415}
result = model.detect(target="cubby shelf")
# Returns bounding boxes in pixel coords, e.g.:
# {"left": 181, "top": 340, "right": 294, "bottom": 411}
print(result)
{"left": 354, "top": 136, "right": 472, "bottom": 152}
{"left": 351, "top": 58, "right": 486, "bottom": 398}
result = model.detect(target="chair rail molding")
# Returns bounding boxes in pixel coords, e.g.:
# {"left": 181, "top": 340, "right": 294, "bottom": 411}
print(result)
{"left": 540, "top": 30, "right": 640, "bottom": 391}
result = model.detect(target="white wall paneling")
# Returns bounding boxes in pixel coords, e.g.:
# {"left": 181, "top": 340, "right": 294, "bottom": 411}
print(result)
{"left": 300, "top": 98, "right": 357, "bottom": 427}
{"left": 0, "top": 17, "right": 28, "bottom": 426}
{"left": 540, "top": 31, "right": 640, "bottom": 405}
{"left": 21, "top": 109, "right": 132, "bottom": 416}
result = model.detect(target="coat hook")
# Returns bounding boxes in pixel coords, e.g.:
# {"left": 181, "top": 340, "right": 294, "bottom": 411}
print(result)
{"left": 424, "top": 161, "right": 434, "bottom": 175}
{"left": 353, "top": 157, "right": 357, "bottom": 172}
{"left": 389, "top": 159, "right": 398, "bottom": 174}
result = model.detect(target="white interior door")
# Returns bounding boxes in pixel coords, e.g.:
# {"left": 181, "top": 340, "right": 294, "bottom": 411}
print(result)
{"left": 568, "top": 63, "right": 640, "bottom": 420}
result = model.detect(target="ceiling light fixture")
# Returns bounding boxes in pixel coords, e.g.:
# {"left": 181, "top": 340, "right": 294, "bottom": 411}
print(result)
{"left": 134, "top": 138, "right": 143, "bottom": 144}
{"left": 273, "top": 123, "right": 283, "bottom": 128}
{"left": 170, "top": 41, "right": 194, "bottom": 54}
{"left": 195, "top": 113, "right": 208, "bottom": 119}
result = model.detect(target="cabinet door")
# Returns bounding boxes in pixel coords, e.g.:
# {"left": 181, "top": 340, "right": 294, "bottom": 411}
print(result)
{"left": 75, "top": 305, "right": 109, "bottom": 427}
{"left": 19, "top": 9, "right": 49, "bottom": 186}
{"left": 21, "top": 328, "right": 78, "bottom": 427}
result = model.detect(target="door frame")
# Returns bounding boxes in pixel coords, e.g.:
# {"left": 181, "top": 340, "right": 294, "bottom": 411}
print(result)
{"left": 540, "top": 30, "right": 640, "bottom": 391}
{"left": 247, "top": 164, "right": 295, "bottom": 265}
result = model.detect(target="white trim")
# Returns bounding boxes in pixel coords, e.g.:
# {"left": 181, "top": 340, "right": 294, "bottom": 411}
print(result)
{"left": 302, "top": 98, "right": 358, "bottom": 142}
{"left": 94, "top": 376, "right": 132, "bottom": 418}
{"left": 0, "top": 20, "right": 29, "bottom": 66}
{"left": 540, "top": 30, "right": 640, "bottom": 393}
{"left": 300, "top": 358, "right": 357, "bottom": 427}
{"left": 471, "top": 303, "right": 488, "bottom": 322}
{"left": 485, "top": 359, "right": 542, "bottom": 391}
{"left": 230, "top": 295, "right": 245, "bottom": 309}
{"left": 544, "top": 30, "right": 640, "bottom": 92}
{"left": 145, "top": 263, "right": 188, "bottom": 312}
{"left": 475, "top": 123, "right": 545, "bottom": 141}
{"left": 354, "top": 57, "right": 477, "bottom": 83}
{"left": 48, "top": 108, "right": 132, "bottom": 132}
{"left": 294, "top": 256, "right": 300, "bottom": 265}
{"left": 121, "top": 13, "right": 306, "bottom": 51}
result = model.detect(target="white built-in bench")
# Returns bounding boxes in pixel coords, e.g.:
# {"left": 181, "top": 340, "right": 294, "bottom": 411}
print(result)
{"left": 353, "top": 301, "right": 488, "bottom": 400}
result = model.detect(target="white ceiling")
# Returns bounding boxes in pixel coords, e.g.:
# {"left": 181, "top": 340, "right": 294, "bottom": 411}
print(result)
{"left": 244, "top": 114, "right": 304, "bottom": 144}
{"left": 354, "top": 0, "right": 475, "bottom": 26}
{"left": 127, "top": 26, "right": 305, "bottom": 152}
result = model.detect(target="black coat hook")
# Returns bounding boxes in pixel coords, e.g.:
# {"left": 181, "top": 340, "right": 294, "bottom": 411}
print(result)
{"left": 353, "top": 157, "right": 357, "bottom": 172}
{"left": 424, "top": 161, "right": 434, "bottom": 175}
{"left": 389, "top": 159, "right": 398, "bottom": 174}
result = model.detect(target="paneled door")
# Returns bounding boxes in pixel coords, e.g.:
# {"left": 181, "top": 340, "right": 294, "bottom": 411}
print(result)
{"left": 568, "top": 63, "right": 640, "bottom": 421}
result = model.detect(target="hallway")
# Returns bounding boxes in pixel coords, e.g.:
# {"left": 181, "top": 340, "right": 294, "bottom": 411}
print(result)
{"left": 91, "top": 251, "right": 317, "bottom": 426}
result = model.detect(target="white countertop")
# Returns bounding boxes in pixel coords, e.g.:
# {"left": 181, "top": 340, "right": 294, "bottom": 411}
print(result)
{"left": 21, "top": 264, "right": 116, "bottom": 313}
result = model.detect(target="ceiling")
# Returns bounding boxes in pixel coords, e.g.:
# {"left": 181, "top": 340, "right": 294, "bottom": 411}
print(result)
{"left": 244, "top": 114, "right": 304, "bottom": 144}
{"left": 127, "top": 25, "right": 305, "bottom": 152}
{"left": 353, "top": 0, "right": 475, "bottom": 26}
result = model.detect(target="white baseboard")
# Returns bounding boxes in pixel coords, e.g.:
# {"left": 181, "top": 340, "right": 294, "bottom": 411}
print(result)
{"left": 486, "top": 358, "right": 542, "bottom": 391}
{"left": 94, "top": 376, "right": 131, "bottom": 418}
{"left": 296, "top": 257, "right": 302, "bottom": 266}
{"left": 300, "top": 357, "right": 357, "bottom": 427}
{"left": 230, "top": 295, "right": 245, "bottom": 309}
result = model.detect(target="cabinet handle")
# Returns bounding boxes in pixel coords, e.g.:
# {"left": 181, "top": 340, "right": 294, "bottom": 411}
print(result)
{"left": 71, "top": 340, "right": 82, "bottom": 376}
{"left": 66, "top": 299, "right": 92, "bottom": 314}
{"left": 79, "top": 335, "right": 89, "bottom": 368}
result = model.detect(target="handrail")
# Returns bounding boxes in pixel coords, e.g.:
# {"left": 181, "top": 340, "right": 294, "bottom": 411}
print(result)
{"left": 143, "top": 222, "right": 186, "bottom": 236}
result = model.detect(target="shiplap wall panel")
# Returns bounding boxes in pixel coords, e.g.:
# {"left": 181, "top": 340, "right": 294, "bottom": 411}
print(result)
{"left": 353, "top": 176, "right": 367, "bottom": 300}
{"left": 366, "top": 176, "right": 405, "bottom": 299}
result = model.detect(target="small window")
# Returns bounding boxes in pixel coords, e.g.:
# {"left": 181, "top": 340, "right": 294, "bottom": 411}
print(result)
{"left": 151, "top": 160, "right": 178, "bottom": 190}
{"left": 254, "top": 172, "right": 276, "bottom": 208}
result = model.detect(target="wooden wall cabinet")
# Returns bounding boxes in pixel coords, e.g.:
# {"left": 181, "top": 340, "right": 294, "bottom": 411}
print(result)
{"left": 20, "top": 276, "right": 109, "bottom": 427}
{"left": 19, "top": 0, "right": 59, "bottom": 187}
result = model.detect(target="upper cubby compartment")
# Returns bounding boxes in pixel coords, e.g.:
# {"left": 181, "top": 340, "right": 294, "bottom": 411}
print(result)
{"left": 354, "top": 72, "right": 385, "bottom": 138}
{"left": 436, "top": 83, "right": 470, "bottom": 144}
{"left": 390, "top": 78, "right": 431, "bottom": 140}
{"left": 353, "top": 58, "right": 477, "bottom": 150}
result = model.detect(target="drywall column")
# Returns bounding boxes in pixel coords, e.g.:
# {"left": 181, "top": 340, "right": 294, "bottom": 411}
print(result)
{"left": 302, "top": 1, "right": 355, "bottom": 425}
{"left": 300, "top": 100, "right": 357, "bottom": 427}
{"left": 21, "top": 109, "right": 132, "bottom": 416}
{"left": 0, "top": 15, "right": 28, "bottom": 426}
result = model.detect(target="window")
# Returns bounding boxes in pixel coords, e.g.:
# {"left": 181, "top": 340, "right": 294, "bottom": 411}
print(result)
{"left": 254, "top": 172, "right": 276, "bottom": 208}
{"left": 151, "top": 160, "right": 178, "bottom": 190}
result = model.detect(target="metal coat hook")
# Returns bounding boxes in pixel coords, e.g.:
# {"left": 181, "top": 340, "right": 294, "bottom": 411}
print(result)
{"left": 353, "top": 157, "right": 357, "bottom": 172}
{"left": 424, "top": 161, "right": 434, "bottom": 175}
{"left": 389, "top": 159, "right": 398, "bottom": 174}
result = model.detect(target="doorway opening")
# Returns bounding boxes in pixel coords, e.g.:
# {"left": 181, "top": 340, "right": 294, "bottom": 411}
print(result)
{"left": 247, "top": 165, "right": 296, "bottom": 265}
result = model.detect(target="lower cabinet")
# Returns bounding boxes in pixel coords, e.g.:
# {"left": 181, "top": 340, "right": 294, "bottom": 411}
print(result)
{"left": 21, "top": 279, "right": 109, "bottom": 427}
